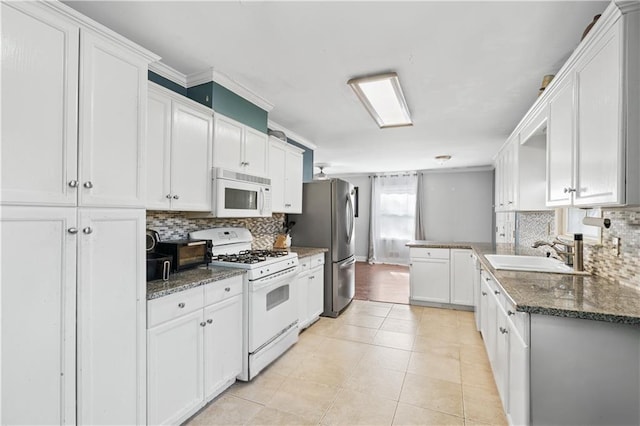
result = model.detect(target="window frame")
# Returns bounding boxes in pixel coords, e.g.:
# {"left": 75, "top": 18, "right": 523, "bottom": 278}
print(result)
{"left": 556, "top": 207, "right": 602, "bottom": 245}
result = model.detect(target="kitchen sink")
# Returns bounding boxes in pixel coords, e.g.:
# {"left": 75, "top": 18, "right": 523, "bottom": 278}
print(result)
{"left": 484, "top": 254, "right": 575, "bottom": 274}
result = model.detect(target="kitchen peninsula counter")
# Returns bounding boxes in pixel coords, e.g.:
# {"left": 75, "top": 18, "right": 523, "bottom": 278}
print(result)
{"left": 407, "top": 241, "right": 640, "bottom": 325}
{"left": 286, "top": 246, "right": 329, "bottom": 258}
{"left": 147, "top": 266, "right": 245, "bottom": 300}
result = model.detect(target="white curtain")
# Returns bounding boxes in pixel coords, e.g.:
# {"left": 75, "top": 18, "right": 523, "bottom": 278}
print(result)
{"left": 368, "top": 173, "right": 418, "bottom": 265}
{"left": 415, "top": 173, "right": 426, "bottom": 240}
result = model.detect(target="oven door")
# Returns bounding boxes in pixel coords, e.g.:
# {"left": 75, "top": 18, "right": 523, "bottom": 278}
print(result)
{"left": 248, "top": 268, "right": 298, "bottom": 353}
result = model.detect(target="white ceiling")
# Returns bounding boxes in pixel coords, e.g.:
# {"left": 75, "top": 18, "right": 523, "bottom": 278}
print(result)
{"left": 64, "top": 0, "right": 608, "bottom": 175}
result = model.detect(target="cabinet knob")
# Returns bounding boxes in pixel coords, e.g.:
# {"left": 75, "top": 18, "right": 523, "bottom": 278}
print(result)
{"left": 508, "top": 201, "right": 513, "bottom": 204}
{"left": 200, "top": 322, "right": 206, "bottom": 327}
{"left": 207, "top": 319, "right": 213, "bottom": 324}
{"left": 224, "top": 287, "right": 230, "bottom": 292}
{"left": 484, "top": 277, "right": 490, "bottom": 282}
{"left": 245, "top": 162, "right": 250, "bottom": 166}
{"left": 507, "top": 310, "right": 515, "bottom": 316}
{"left": 166, "top": 194, "right": 172, "bottom": 199}
{"left": 494, "top": 290, "right": 500, "bottom": 295}
{"left": 499, "top": 327, "right": 508, "bottom": 334}
{"left": 83, "top": 181, "right": 93, "bottom": 189}
{"left": 173, "top": 195, "right": 180, "bottom": 200}
{"left": 82, "top": 227, "right": 93, "bottom": 234}
{"left": 481, "top": 291, "right": 487, "bottom": 296}
{"left": 285, "top": 203, "right": 291, "bottom": 207}
{"left": 178, "top": 303, "right": 185, "bottom": 308}
{"left": 68, "top": 180, "right": 78, "bottom": 188}
{"left": 68, "top": 227, "right": 78, "bottom": 234}
{"left": 563, "top": 187, "right": 577, "bottom": 194}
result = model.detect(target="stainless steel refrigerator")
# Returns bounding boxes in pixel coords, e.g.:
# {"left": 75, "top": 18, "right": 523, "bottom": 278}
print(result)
{"left": 289, "top": 179, "right": 356, "bottom": 317}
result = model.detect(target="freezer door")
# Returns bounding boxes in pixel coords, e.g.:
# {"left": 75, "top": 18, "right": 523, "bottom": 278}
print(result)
{"left": 327, "top": 256, "right": 355, "bottom": 317}
{"left": 332, "top": 180, "right": 355, "bottom": 262}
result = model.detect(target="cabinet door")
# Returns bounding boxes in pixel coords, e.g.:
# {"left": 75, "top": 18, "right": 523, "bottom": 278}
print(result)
{"left": 507, "top": 320, "right": 530, "bottom": 426}
{"left": 450, "top": 249, "right": 474, "bottom": 306}
{"left": 296, "top": 270, "right": 310, "bottom": 329}
{"left": 244, "top": 127, "right": 268, "bottom": 177}
{"left": 410, "top": 258, "right": 450, "bottom": 303}
{"left": 170, "top": 101, "right": 213, "bottom": 211}
{"left": 203, "top": 294, "right": 243, "bottom": 400}
{"left": 285, "top": 149, "right": 304, "bottom": 213}
{"left": 1, "top": 3, "right": 79, "bottom": 206}
{"left": 482, "top": 277, "right": 497, "bottom": 366}
{"left": 506, "top": 140, "right": 518, "bottom": 209}
{"left": 79, "top": 30, "right": 148, "bottom": 208}
{"left": 1, "top": 206, "right": 76, "bottom": 425}
{"left": 494, "top": 305, "right": 509, "bottom": 404}
{"left": 77, "top": 208, "right": 146, "bottom": 425}
{"left": 546, "top": 75, "right": 574, "bottom": 206}
{"left": 479, "top": 276, "right": 490, "bottom": 338}
{"left": 574, "top": 23, "right": 623, "bottom": 206}
{"left": 147, "top": 310, "right": 204, "bottom": 426}
{"left": 147, "top": 88, "right": 172, "bottom": 210}
{"left": 308, "top": 266, "right": 325, "bottom": 321}
{"left": 494, "top": 153, "right": 504, "bottom": 211}
{"left": 213, "top": 115, "right": 243, "bottom": 171}
{"left": 269, "top": 140, "right": 287, "bottom": 212}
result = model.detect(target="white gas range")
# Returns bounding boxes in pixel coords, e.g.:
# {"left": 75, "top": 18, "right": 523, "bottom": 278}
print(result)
{"left": 189, "top": 227, "right": 299, "bottom": 381}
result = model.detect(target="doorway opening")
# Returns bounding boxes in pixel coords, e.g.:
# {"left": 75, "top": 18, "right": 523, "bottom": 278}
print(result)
{"left": 354, "top": 261, "right": 410, "bottom": 305}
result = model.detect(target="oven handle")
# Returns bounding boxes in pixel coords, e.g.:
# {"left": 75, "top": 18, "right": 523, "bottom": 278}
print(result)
{"left": 251, "top": 267, "right": 299, "bottom": 292}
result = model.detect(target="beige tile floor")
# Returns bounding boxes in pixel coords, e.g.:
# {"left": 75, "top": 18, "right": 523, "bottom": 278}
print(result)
{"left": 186, "top": 300, "right": 507, "bottom": 426}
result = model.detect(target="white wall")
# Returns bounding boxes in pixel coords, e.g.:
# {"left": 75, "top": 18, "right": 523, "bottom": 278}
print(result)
{"left": 337, "top": 168, "right": 494, "bottom": 260}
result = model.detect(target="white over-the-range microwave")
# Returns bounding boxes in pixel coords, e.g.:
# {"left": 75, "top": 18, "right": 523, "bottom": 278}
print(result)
{"left": 188, "top": 167, "right": 272, "bottom": 218}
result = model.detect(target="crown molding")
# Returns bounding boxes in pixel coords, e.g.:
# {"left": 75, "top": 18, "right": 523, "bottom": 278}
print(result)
{"left": 38, "top": 1, "right": 160, "bottom": 63}
{"left": 148, "top": 61, "right": 187, "bottom": 87}
{"left": 185, "top": 68, "right": 274, "bottom": 112}
{"left": 268, "top": 120, "right": 317, "bottom": 150}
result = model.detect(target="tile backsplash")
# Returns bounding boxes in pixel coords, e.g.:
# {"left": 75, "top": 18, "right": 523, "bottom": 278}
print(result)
{"left": 516, "top": 208, "right": 640, "bottom": 289}
{"left": 146, "top": 211, "right": 286, "bottom": 249}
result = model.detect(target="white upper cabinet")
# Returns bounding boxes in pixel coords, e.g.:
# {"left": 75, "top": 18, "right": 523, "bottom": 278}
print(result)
{"left": 268, "top": 136, "right": 304, "bottom": 213}
{"left": 213, "top": 114, "right": 268, "bottom": 177}
{"left": 573, "top": 21, "right": 623, "bottom": 206}
{"left": 1, "top": 2, "right": 157, "bottom": 208}
{"left": 147, "top": 83, "right": 213, "bottom": 211}
{"left": 546, "top": 74, "right": 575, "bottom": 206}
{"left": 79, "top": 30, "right": 148, "bottom": 208}
{"left": 1, "top": 3, "right": 79, "bottom": 206}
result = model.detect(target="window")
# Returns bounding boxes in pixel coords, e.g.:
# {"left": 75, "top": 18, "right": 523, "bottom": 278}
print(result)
{"left": 558, "top": 207, "right": 601, "bottom": 243}
{"left": 378, "top": 192, "right": 416, "bottom": 240}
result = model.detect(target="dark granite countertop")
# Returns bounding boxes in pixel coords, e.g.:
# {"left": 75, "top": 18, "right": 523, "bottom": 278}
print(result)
{"left": 284, "top": 246, "right": 329, "bottom": 259}
{"left": 407, "top": 241, "right": 640, "bottom": 325}
{"left": 147, "top": 266, "right": 245, "bottom": 301}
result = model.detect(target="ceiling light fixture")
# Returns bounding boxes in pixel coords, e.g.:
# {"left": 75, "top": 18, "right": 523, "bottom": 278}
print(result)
{"left": 314, "top": 164, "right": 329, "bottom": 180}
{"left": 435, "top": 155, "right": 452, "bottom": 165}
{"left": 347, "top": 72, "right": 412, "bottom": 128}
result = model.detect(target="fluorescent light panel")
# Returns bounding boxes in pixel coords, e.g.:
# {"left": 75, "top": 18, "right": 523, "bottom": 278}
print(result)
{"left": 348, "top": 72, "right": 412, "bottom": 128}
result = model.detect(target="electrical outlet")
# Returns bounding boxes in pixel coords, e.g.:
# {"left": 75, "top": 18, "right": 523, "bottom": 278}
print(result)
{"left": 612, "top": 237, "right": 621, "bottom": 256}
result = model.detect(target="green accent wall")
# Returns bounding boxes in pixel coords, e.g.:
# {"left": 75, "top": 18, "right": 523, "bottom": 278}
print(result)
{"left": 148, "top": 71, "right": 187, "bottom": 96}
{"left": 212, "top": 83, "right": 268, "bottom": 133}
{"left": 186, "top": 82, "right": 214, "bottom": 108}
{"left": 287, "top": 138, "right": 314, "bottom": 182}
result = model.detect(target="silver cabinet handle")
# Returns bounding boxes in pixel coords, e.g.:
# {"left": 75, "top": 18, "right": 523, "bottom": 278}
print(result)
{"left": 173, "top": 195, "right": 179, "bottom": 200}
{"left": 83, "top": 181, "right": 93, "bottom": 189}
{"left": 207, "top": 319, "right": 213, "bottom": 324}
{"left": 508, "top": 201, "right": 513, "bottom": 204}
{"left": 481, "top": 291, "right": 487, "bottom": 296}
{"left": 245, "top": 162, "right": 250, "bottom": 166}
{"left": 178, "top": 303, "right": 185, "bottom": 308}
{"left": 499, "top": 327, "right": 508, "bottom": 334}
{"left": 82, "top": 227, "right": 93, "bottom": 234}
{"left": 68, "top": 180, "right": 78, "bottom": 188}
{"left": 285, "top": 203, "right": 291, "bottom": 207}
{"left": 484, "top": 277, "right": 490, "bottom": 282}
{"left": 224, "top": 287, "right": 230, "bottom": 292}
{"left": 200, "top": 322, "right": 206, "bottom": 327}
{"left": 494, "top": 290, "right": 500, "bottom": 295}
{"left": 507, "top": 310, "right": 515, "bottom": 316}
{"left": 68, "top": 227, "right": 78, "bottom": 234}
{"left": 166, "top": 194, "right": 172, "bottom": 199}
{"left": 563, "top": 187, "right": 577, "bottom": 194}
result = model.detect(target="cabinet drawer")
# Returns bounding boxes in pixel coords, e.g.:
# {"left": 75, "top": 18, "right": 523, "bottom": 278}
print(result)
{"left": 410, "top": 247, "right": 449, "bottom": 259}
{"left": 297, "top": 257, "right": 311, "bottom": 272}
{"left": 204, "top": 275, "right": 243, "bottom": 306}
{"left": 311, "top": 253, "right": 325, "bottom": 267}
{"left": 148, "top": 286, "right": 204, "bottom": 328}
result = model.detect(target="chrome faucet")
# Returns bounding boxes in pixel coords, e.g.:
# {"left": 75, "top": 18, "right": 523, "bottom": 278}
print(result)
{"left": 532, "top": 238, "right": 575, "bottom": 266}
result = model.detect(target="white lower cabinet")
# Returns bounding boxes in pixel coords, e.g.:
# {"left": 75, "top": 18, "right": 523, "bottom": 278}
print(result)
{"left": 410, "top": 248, "right": 474, "bottom": 307}
{"left": 1, "top": 206, "right": 146, "bottom": 425}
{"left": 297, "top": 254, "right": 325, "bottom": 330}
{"left": 147, "top": 275, "right": 243, "bottom": 425}
{"left": 479, "top": 268, "right": 530, "bottom": 426}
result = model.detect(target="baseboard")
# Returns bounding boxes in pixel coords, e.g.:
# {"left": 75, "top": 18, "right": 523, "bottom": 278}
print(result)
{"left": 355, "top": 255, "right": 367, "bottom": 262}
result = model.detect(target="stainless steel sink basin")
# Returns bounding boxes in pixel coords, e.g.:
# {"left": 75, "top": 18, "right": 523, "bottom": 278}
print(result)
{"left": 484, "top": 254, "right": 575, "bottom": 274}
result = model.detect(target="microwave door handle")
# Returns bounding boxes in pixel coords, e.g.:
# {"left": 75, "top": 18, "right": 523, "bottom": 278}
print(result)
{"left": 259, "top": 188, "right": 265, "bottom": 215}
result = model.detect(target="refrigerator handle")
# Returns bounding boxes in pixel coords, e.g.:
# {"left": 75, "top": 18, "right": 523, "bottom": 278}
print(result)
{"left": 346, "top": 195, "right": 355, "bottom": 244}
{"left": 339, "top": 257, "right": 356, "bottom": 269}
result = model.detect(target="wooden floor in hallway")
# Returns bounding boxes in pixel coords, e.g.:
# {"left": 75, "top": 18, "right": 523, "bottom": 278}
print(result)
{"left": 355, "top": 262, "right": 410, "bottom": 305}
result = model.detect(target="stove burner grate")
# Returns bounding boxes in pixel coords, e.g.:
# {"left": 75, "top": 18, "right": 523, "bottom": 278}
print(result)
{"left": 213, "top": 249, "right": 290, "bottom": 264}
